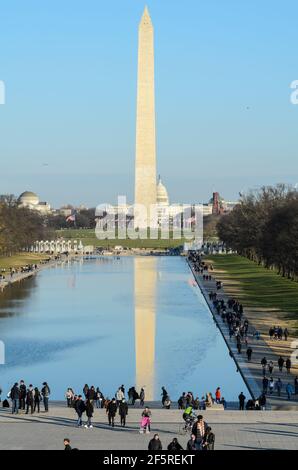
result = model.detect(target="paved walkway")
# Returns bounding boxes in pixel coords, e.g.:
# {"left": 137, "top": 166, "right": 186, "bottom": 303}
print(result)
{"left": 188, "top": 260, "right": 298, "bottom": 410}
{"left": 0, "top": 406, "right": 297, "bottom": 450}
{"left": 0, "top": 270, "right": 38, "bottom": 291}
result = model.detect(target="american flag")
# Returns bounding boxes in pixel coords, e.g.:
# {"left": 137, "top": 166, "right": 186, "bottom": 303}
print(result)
{"left": 66, "top": 213, "right": 76, "bottom": 223}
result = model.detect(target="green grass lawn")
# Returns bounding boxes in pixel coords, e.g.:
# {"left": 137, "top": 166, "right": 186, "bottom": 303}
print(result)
{"left": 0, "top": 253, "right": 49, "bottom": 270}
{"left": 56, "top": 228, "right": 188, "bottom": 249}
{"left": 207, "top": 254, "right": 298, "bottom": 333}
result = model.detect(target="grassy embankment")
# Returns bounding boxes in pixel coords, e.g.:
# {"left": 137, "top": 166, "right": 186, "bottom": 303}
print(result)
{"left": 57, "top": 228, "right": 189, "bottom": 249}
{"left": 207, "top": 254, "right": 298, "bottom": 335}
{"left": 0, "top": 253, "right": 49, "bottom": 271}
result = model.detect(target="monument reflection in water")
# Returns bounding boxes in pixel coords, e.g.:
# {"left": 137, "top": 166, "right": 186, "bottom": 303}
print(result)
{"left": 134, "top": 257, "right": 157, "bottom": 400}
{"left": 0, "top": 257, "right": 249, "bottom": 400}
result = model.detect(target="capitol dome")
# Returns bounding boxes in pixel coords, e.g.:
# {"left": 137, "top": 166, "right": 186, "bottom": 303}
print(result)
{"left": 156, "top": 177, "right": 169, "bottom": 205}
{"left": 18, "top": 191, "right": 40, "bottom": 206}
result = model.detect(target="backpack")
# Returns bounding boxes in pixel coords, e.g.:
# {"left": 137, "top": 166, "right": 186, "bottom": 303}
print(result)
{"left": 3, "top": 399, "right": 10, "bottom": 408}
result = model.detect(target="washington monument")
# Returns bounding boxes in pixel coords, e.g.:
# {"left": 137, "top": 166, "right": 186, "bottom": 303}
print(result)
{"left": 134, "top": 6, "right": 157, "bottom": 227}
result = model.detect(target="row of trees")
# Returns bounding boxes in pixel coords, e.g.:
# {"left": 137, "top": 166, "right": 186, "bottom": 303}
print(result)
{"left": 217, "top": 184, "right": 298, "bottom": 279}
{"left": 0, "top": 195, "right": 51, "bottom": 256}
{"left": 47, "top": 208, "right": 96, "bottom": 230}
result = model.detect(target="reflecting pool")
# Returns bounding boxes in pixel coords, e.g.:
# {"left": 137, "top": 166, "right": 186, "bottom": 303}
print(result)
{"left": 0, "top": 256, "right": 249, "bottom": 400}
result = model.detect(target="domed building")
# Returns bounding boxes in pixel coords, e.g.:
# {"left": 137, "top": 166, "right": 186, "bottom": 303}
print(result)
{"left": 18, "top": 191, "right": 40, "bottom": 207}
{"left": 156, "top": 176, "right": 169, "bottom": 206}
{"left": 18, "top": 191, "right": 51, "bottom": 214}
{"left": 156, "top": 176, "right": 170, "bottom": 225}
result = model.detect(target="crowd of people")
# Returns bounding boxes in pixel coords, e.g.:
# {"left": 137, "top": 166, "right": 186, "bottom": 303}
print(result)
{"left": 177, "top": 389, "right": 226, "bottom": 410}
{"left": 0, "top": 264, "right": 38, "bottom": 282}
{"left": 62, "top": 383, "right": 217, "bottom": 450}
{"left": 269, "top": 326, "right": 289, "bottom": 341}
{"left": 188, "top": 251, "right": 298, "bottom": 403}
{"left": 2, "top": 380, "right": 51, "bottom": 414}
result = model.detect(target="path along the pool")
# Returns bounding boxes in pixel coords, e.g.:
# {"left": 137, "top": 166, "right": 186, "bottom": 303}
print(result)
{"left": 0, "top": 270, "right": 38, "bottom": 291}
{"left": 188, "top": 260, "right": 298, "bottom": 410}
{"left": 0, "top": 257, "right": 61, "bottom": 292}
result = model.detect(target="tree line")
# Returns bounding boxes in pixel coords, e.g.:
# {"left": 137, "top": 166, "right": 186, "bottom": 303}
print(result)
{"left": 0, "top": 195, "right": 51, "bottom": 256}
{"left": 217, "top": 184, "right": 298, "bottom": 280}
{"left": 0, "top": 195, "right": 98, "bottom": 256}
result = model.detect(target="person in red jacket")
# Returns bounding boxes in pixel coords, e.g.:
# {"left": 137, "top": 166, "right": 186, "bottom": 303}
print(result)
{"left": 215, "top": 387, "right": 221, "bottom": 404}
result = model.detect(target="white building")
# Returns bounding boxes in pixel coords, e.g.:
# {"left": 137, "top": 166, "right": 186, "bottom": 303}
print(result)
{"left": 18, "top": 191, "right": 51, "bottom": 215}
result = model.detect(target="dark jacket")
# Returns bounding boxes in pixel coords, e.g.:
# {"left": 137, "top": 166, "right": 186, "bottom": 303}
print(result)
{"left": 26, "top": 389, "right": 34, "bottom": 405}
{"left": 75, "top": 399, "right": 86, "bottom": 415}
{"left": 87, "top": 389, "right": 96, "bottom": 400}
{"left": 85, "top": 401, "right": 94, "bottom": 418}
{"left": 19, "top": 384, "right": 26, "bottom": 399}
{"left": 34, "top": 389, "right": 41, "bottom": 402}
{"left": 187, "top": 439, "right": 197, "bottom": 451}
{"left": 10, "top": 385, "right": 20, "bottom": 400}
{"left": 107, "top": 401, "right": 117, "bottom": 416}
{"left": 203, "top": 432, "right": 215, "bottom": 451}
{"left": 238, "top": 393, "right": 246, "bottom": 403}
{"left": 148, "top": 439, "right": 162, "bottom": 451}
{"left": 167, "top": 441, "right": 183, "bottom": 451}
{"left": 119, "top": 402, "right": 128, "bottom": 416}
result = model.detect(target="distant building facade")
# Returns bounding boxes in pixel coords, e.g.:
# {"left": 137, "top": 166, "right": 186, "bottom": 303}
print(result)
{"left": 18, "top": 191, "right": 51, "bottom": 215}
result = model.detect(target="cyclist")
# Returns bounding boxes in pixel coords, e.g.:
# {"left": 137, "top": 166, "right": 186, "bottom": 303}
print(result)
{"left": 183, "top": 405, "right": 196, "bottom": 424}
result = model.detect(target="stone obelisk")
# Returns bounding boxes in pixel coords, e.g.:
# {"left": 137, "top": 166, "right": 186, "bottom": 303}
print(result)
{"left": 134, "top": 6, "right": 157, "bottom": 227}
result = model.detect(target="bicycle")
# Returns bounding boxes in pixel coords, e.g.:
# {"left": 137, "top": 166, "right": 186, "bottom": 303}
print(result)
{"left": 178, "top": 416, "right": 196, "bottom": 435}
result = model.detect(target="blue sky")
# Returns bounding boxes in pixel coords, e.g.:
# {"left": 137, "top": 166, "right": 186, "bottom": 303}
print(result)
{"left": 0, "top": 0, "right": 297, "bottom": 207}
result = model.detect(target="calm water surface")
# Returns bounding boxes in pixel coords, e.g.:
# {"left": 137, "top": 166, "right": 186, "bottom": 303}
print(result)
{"left": 0, "top": 256, "right": 248, "bottom": 400}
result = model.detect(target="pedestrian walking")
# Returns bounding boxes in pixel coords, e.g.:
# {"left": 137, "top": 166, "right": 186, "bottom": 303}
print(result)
{"left": 246, "top": 347, "right": 253, "bottom": 362}
{"left": 269, "top": 378, "right": 274, "bottom": 395}
{"left": 286, "top": 383, "right": 294, "bottom": 400}
{"left": 191, "top": 415, "right": 208, "bottom": 449}
{"left": 74, "top": 395, "right": 85, "bottom": 427}
{"left": 259, "top": 393, "right": 266, "bottom": 410}
{"left": 85, "top": 399, "right": 94, "bottom": 428}
{"left": 140, "top": 407, "right": 152, "bottom": 434}
{"left": 268, "top": 361, "right": 274, "bottom": 375}
{"left": 262, "top": 376, "right": 269, "bottom": 395}
{"left": 278, "top": 356, "right": 284, "bottom": 372}
{"left": 107, "top": 398, "right": 117, "bottom": 427}
{"left": 286, "top": 358, "right": 291, "bottom": 374}
{"left": 119, "top": 399, "right": 128, "bottom": 427}
{"left": 275, "top": 378, "right": 283, "bottom": 397}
